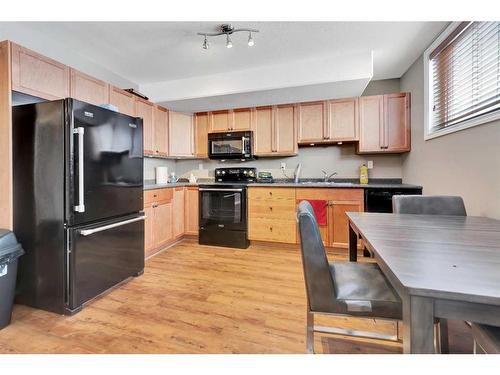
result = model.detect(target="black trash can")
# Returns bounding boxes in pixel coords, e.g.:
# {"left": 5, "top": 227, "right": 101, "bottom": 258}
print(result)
{"left": 0, "top": 229, "right": 24, "bottom": 329}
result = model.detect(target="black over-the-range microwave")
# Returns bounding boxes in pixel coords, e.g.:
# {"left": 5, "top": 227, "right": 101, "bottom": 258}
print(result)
{"left": 208, "top": 131, "right": 254, "bottom": 160}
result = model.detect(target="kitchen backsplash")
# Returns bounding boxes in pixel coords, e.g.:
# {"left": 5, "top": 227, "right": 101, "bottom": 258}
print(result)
{"left": 172, "top": 144, "right": 402, "bottom": 180}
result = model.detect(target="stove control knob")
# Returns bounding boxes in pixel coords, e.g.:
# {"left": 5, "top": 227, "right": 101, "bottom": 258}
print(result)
{"left": 222, "top": 171, "right": 226, "bottom": 175}
{"left": 243, "top": 170, "right": 247, "bottom": 175}
{"left": 248, "top": 170, "right": 255, "bottom": 176}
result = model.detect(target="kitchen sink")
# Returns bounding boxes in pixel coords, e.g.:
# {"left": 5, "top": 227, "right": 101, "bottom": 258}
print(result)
{"left": 300, "top": 181, "right": 355, "bottom": 186}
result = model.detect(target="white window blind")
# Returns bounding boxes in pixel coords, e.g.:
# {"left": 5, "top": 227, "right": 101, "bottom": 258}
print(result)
{"left": 429, "top": 21, "right": 500, "bottom": 134}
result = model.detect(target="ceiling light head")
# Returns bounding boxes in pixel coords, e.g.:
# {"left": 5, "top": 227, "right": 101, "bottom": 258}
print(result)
{"left": 247, "top": 32, "right": 255, "bottom": 47}
{"left": 202, "top": 35, "right": 210, "bottom": 50}
{"left": 226, "top": 34, "right": 233, "bottom": 49}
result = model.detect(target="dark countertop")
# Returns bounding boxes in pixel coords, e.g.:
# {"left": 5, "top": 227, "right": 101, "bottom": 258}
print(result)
{"left": 144, "top": 178, "right": 422, "bottom": 191}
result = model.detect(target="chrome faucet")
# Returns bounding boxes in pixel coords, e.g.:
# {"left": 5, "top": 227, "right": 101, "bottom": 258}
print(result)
{"left": 294, "top": 163, "right": 302, "bottom": 183}
{"left": 321, "top": 170, "right": 337, "bottom": 182}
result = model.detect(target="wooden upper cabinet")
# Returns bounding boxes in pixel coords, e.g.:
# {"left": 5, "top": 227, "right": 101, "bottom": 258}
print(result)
{"left": 70, "top": 69, "right": 109, "bottom": 106}
{"left": 297, "top": 101, "right": 326, "bottom": 144}
{"left": 253, "top": 107, "right": 274, "bottom": 155}
{"left": 384, "top": 93, "right": 410, "bottom": 152}
{"left": 11, "top": 43, "right": 70, "bottom": 100}
{"left": 153, "top": 106, "right": 169, "bottom": 156}
{"left": 358, "top": 95, "right": 384, "bottom": 153}
{"left": 194, "top": 112, "right": 209, "bottom": 158}
{"left": 327, "top": 98, "right": 359, "bottom": 142}
{"left": 274, "top": 104, "right": 297, "bottom": 155}
{"left": 109, "top": 86, "right": 136, "bottom": 117}
{"left": 136, "top": 98, "right": 155, "bottom": 154}
{"left": 232, "top": 108, "right": 253, "bottom": 131}
{"left": 358, "top": 93, "right": 410, "bottom": 154}
{"left": 169, "top": 111, "right": 194, "bottom": 157}
{"left": 210, "top": 110, "right": 232, "bottom": 132}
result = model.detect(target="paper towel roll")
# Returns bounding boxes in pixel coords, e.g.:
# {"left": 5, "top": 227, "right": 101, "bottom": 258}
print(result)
{"left": 155, "top": 167, "right": 169, "bottom": 184}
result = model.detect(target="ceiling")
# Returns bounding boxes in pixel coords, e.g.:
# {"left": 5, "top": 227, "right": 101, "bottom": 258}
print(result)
{"left": 18, "top": 21, "right": 448, "bottom": 84}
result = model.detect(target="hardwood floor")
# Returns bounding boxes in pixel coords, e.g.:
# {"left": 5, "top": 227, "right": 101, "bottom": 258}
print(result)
{"left": 0, "top": 239, "right": 472, "bottom": 354}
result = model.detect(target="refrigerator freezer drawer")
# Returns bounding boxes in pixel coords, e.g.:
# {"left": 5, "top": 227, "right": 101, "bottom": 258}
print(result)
{"left": 67, "top": 214, "right": 145, "bottom": 312}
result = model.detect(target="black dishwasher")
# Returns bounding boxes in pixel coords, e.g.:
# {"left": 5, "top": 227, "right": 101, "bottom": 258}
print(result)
{"left": 364, "top": 188, "right": 423, "bottom": 213}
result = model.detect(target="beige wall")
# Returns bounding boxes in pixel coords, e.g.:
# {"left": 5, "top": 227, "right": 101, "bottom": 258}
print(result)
{"left": 362, "top": 78, "right": 400, "bottom": 96}
{"left": 401, "top": 57, "right": 500, "bottom": 219}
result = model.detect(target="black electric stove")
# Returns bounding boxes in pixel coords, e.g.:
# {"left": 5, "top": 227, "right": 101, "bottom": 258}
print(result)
{"left": 198, "top": 168, "right": 256, "bottom": 249}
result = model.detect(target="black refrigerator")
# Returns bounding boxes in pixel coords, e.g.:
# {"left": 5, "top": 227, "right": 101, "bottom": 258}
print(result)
{"left": 13, "top": 98, "right": 145, "bottom": 315}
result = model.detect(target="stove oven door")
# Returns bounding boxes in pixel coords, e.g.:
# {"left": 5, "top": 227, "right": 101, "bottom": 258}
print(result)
{"left": 199, "top": 187, "right": 247, "bottom": 232}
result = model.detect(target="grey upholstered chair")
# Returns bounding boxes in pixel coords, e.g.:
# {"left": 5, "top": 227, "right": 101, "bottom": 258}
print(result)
{"left": 392, "top": 194, "right": 467, "bottom": 354}
{"left": 297, "top": 200, "right": 402, "bottom": 354}
{"left": 392, "top": 195, "right": 467, "bottom": 216}
{"left": 471, "top": 324, "right": 500, "bottom": 354}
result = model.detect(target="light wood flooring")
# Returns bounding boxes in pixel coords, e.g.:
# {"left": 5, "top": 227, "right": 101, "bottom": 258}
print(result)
{"left": 0, "top": 239, "right": 472, "bottom": 354}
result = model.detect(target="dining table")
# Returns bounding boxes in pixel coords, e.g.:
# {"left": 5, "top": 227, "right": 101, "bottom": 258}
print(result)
{"left": 346, "top": 212, "right": 500, "bottom": 354}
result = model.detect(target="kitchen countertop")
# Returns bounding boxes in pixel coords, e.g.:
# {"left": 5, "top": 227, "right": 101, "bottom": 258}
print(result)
{"left": 144, "top": 178, "right": 422, "bottom": 191}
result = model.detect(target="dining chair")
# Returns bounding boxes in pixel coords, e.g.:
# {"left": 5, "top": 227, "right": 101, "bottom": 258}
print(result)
{"left": 471, "top": 324, "right": 500, "bottom": 354}
{"left": 297, "top": 200, "right": 402, "bottom": 354}
{"left": 392, "top": 194, "right": 467, "bottom": 354}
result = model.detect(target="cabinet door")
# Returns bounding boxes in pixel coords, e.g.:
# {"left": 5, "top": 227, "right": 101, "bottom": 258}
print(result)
{"left": 358, "top": 95, "right": 384, "bottom": 153}
{"left": 172, "top": 188, "right": 185, "bottom": 238}
{"left": 297, "top": 101, "right": 326, "bottom": 144}
{"left": 253, "top": 107, "right": 274, "bottom": 155}
{"left": 328, "top": 200, "right": 364, "bottom": 248}
{"left": 154, "top": 106, "right": 169, "bottom": 156}
{"left": 144, "top": 204, "right": 155, "bottom": 258}
{"left": 194, "top": 112, "right": 209, "bottom": 158}
{"left": 232, "top": 108, "right": 252, "bottom": 131}
{"left": 384, "top": 93, "right": 410, "bottom": 152}
{"left": 153, "top": 202, "right": 173, "bottom": 250}
{"left": 184, "top": 187, "right": 199, "bottom": 235}
{"left": 210, "top": 110, "right": 231, "bottom": 132}
{"left": 136, "top": 98, "right": 155, "bottom": 155}
{"left": 70, "top": 69, "right": 109, "bottom": 106}
{"left": 274, "top": 104, "right": 297, "bottom": 155}
{"left": 328, "top": 98, "right": 358, "bottom": 142}
{"left": 169, "top": 111, "right": 194, "bottom": 157}
{"left": 109, "top": 86, "right": 136, "bottom": 117}
{"left": 11, "top": 43, "right": 70, "bottom": 100}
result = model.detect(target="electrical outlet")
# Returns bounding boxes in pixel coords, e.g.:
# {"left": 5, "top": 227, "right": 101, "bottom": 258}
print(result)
{"left": 198, "top": 163, "right": 203, "bottom": 170}
{"left": 280, "top": 162, "right": 286, "bottom": 170}
{"left": 367, "top": 160, "right": 373, "bottom": 169}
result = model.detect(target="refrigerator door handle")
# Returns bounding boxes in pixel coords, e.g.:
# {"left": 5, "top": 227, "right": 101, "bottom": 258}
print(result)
{"left": 79, "top": 215, "right": 146, "bottom": 236}
{"left": 73, "top": 127, "right": 85, "bottom": 213}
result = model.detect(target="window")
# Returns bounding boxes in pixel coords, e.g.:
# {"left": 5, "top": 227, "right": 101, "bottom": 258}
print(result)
{"left": 424, "top": 22, "right": 500, "bottom": 139}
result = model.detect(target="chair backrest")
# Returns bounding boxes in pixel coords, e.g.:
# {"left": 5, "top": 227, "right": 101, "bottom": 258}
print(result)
{"left": 392, "top": 195, "right": 467, "bottom": 216}
{"left": 297, "top": 200, "right": 337, "bottom": 313}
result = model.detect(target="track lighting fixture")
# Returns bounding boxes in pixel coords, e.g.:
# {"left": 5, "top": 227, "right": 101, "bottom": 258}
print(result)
{"left": 198, "top": 24, "right": 259, "bottom": 50}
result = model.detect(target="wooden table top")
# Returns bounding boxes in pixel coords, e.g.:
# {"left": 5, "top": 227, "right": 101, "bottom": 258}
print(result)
{"left": 347, "top": 212, "right": 500, "bottom": 305}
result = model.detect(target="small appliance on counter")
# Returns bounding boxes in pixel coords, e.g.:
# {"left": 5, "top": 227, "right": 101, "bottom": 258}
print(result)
{"left": 155, "top": 166, "right": 169, "bottom": 185}
{"left": 257, "top": 171, "right": 274, "bottom": 183}
{"left": 199, "top": 167, "right": 257, "bottom": 249}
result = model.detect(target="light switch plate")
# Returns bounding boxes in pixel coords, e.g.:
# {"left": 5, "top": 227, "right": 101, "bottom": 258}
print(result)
{"left": 280, "top": 162, "right": 286, "bottom": 170}
{"left": 367, "top": 160, "right": 373, "bottom": 169}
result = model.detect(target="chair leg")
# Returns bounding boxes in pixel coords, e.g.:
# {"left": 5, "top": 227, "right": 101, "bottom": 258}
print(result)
{"left": 439, "top": 319, "right": 449, "bottom": 354}
{"left": 306, "top": 310, "right": 314, "bottom": 354}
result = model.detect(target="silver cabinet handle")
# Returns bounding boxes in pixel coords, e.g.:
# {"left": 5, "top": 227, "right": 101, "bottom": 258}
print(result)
{"left": 73, "top": 127, "right": 85, "bottom": 213}
{"left": 79, "top": 215, "right": 146, "bottom": 236}
{"left": 199, "top": 188, "right": 243, "bottom": 192}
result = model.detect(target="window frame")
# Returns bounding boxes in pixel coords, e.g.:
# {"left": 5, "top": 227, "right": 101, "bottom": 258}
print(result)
{"left": 424, "top": 22, "right": 500, "bottom": 140}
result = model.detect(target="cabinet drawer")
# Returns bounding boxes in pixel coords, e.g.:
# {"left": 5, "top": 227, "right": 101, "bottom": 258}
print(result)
{"left": 248, "top": 187, "right": 295, "bottom": 201}
{"left": 296, "top": 188, "right": 364, "bottom": 202}
{"left": 144, "top": 188, "right": 173, "bottom": 205}
{"left": 248, "top": 219, "right": 296, "bottom": 243}
{"left": 248, "top": 199, "right": 296, "bottom": 220}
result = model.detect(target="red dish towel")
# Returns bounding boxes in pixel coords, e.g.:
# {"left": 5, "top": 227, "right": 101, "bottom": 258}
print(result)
{"left": 307, "top": 200, "right": 327, "bottom": 225}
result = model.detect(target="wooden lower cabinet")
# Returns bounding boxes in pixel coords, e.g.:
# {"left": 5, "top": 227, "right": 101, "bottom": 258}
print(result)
{"left": 172, "top": 187, "right": 185, "bottom": 238}
{"left": 248, "top": 187, "right": 297, "bottom": 244}
{"left": 296, "top": 188, "right": 364, "bottom": 248}
{"left": 184, "top": 187, "right": 199, "bottom": 235}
